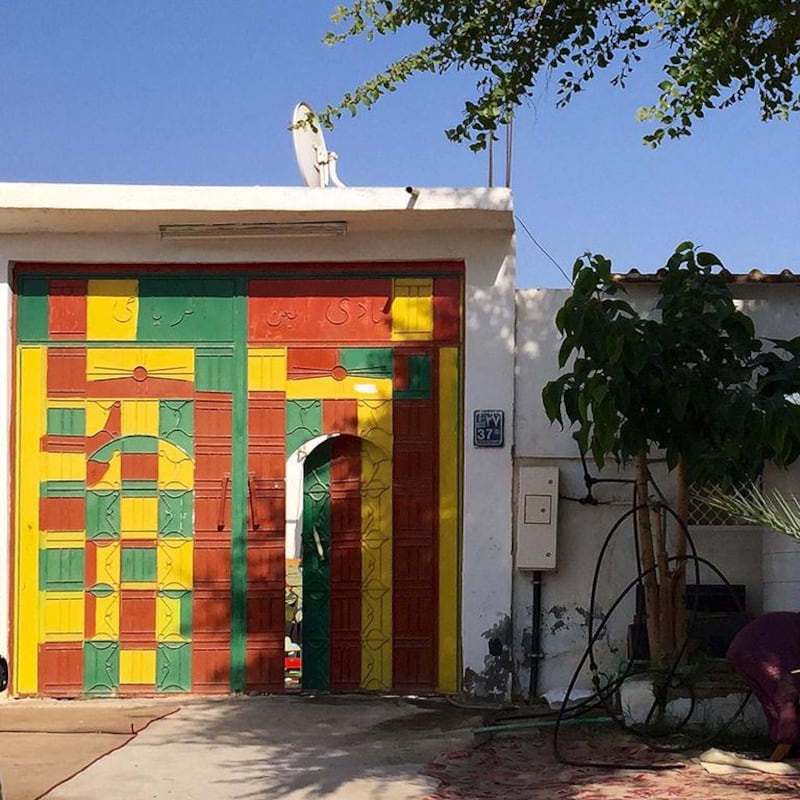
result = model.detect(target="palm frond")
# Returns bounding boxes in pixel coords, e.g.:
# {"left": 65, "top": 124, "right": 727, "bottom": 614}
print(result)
{"left": 701, "top": 483, "right": 800, "bottom": 542}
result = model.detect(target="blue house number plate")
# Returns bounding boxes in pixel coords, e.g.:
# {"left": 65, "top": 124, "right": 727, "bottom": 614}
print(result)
{"left": 473, "top": 409, "right": 504, "bottom": 448}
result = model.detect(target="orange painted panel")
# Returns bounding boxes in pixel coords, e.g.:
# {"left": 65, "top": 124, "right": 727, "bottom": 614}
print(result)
{"left": 323, "top": 399, "right": 358, "bottom": 435}
{"left": 192, "top": 591, "right": 231, "bottom": 642}
{"left": 192, "top": 642, "right": 230, "bottom": 694}
{"left": 193, "top": 538, "right": 232, "bottom": 589}
{"left": 38, "top": 643, "right": 83, "bottom": 697}
{"left": 86, "top": 376, "right": 194, "bottom": 399}
{"left": 40, "top": 497, "right": 85, "bottom": 531}
{"left": 194, "top": 393, "right": 232, "bottom": 481}
{"left": 49, "top": 280, "right": 88, "bottom": 340}
{"left": 248, "top": 394, "right": 285, "bottom": 480}
{"left": 47, "top": 348, "right": 86, "bottom": 397}
{"left": 245, "top": 643, "right": 284, "bottom": 692}
{"left": 119, "top": 591, "right": 156, "bottom": 646}
{"left": 249, "top": 279, "right": 392, "bottom": 343}
{"left": 287, "top": 348, "right": 339, "bottom": 379}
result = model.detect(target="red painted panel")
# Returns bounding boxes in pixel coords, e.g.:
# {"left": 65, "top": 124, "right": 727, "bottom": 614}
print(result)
{"left": 248, "top": 279, "right": 392, "bottom": 343}
{"left": 120, "top": 452, "right": 159, "bottom": 481}
{"left": 119, "top": 591, "right": 156, "bottom": 646}
{"left": 248, "top": 394, "right": 285, "bottom": 480}
{"left": 329, "top": 437, "right": 362, "bottom": 691}
{"left": 246, "top": 542, "right": 284, "bottom": 586}
{"left": 194, "top": 393, "right": 232, "bottom": 481}
{"left": 41, "top": 434, "right": 86, "bottom": 453}
{"left": 245, "top": 644, "right": 284, "bottom": 692}
{"left": 433, "top": 277, "right": 461, "bottom": 343}
{"left": 195, "top": 479, "right": 231, "bottom": 534}
{"left": 323, "top": 399, "right": 358, "bottom": 436}
{"left": 193, "top": 538, "right": 232, "bottom": 588}
{"left": 86, "top": 376, "right": 193, "bottom": 399}
{"left": 48, "top": 279, "right": 88, "bottom": 340}
{"left": 192, "top": 642, "right": 230, "bottom": 694}
{"left": 38, "top": 643, "right": 83, "bottom": 697}
{"left": 248, "top": 479, "right": 285, "bottom": 536}
{"left": 393, "top": 353, "right": 410, "bottom": 392}
{"left": 192, "top": 590, "right": 231, "bottom": 641}
{"left": 287, "top": 348, "right": 339, "bottom": 379}
{"left": 245, "top": 590, "right": 283, "bottom": 635}
{"left": 47, "top": 348, "right": 86, "bottom": 397}
{"left": 40, "top": 497, "right": 85, "bottom": 531}
{"left": 392, "top": 401, "right": 437, "bottom": 691}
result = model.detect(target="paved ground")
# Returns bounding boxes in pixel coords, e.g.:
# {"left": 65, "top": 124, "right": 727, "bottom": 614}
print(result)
{"left": 0, "top": 695, "right": 794, "bottom": 800}
{"left": 0, "top": 695, "right": 480, "bottom": 800}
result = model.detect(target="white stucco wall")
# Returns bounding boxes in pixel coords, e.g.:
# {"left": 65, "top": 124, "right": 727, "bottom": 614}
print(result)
{"left": 513, "top": 285, "right": 776, "bottom": 700}
{"left": 0, "top": 183, "right": 516, "bottom": 696}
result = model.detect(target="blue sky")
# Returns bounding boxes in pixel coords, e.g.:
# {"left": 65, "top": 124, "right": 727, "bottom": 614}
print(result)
{"left": 0, "top": 1, "right": 797, "bottom": 288}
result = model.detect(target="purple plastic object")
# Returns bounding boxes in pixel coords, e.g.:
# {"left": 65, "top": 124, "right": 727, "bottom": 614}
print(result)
{"left": 727, "top": 611, "right": 800, "bottom": 745}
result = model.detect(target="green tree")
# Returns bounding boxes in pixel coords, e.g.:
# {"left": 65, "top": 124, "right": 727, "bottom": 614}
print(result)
{"left": 542, "top": 242, "right": 800, "bottom": 662}
{"left": 320, "top": 1, "right": 800, "bottom": 148}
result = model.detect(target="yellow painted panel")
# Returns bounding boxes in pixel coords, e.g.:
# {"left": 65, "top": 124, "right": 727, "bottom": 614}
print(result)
{"left": 121, "top": 400, "right": 159, "bottom": 436}
{"left": 357, "top": 400, "right": 393, "bottom": 457}
{"left": 95, "top": 542, "right": 121, "bottom": 588}
{"left": 42, "top": 451, "right": 86, "bottom": 483}
{"left": 156, "top": 595, "right": 182, "bottom": 641}
{"left": 120, "top": 497, "right": 158, "bottom": 539}
{"left": 248, "top": 348, "right": 287, "bottom": 391}
{"left": 360, "top": 440, "right": 392, "bottom": 690}
{"left": 86, "top": 347, "right": 194, "bottom": 384}
{"left": 40, "top": 592, "right": 84, "bottom": 642}
{"left": 88, "top": 451, "right": 121, "bottom": 491}
{"left": 391, "top": 278, "right": 433, "bottom": 341}
{"left": 93, "top": 592, "right": 120, "bottom": 639}
{"left": 86, "top": 279, "right": 139, "bottom": 341}
{"left": 438, "top": 347, "right": 460, "bottom": 693}
{"left": 119, "top": 649, "right": 156, "bottom": 684}
{"left": 158, "top": 441, "right": 194, "bottom": 491}
{"left": 46, "top": 399, "right": 86, "bottom": 411}
{"left": 16, "top": 346, "right": 45, "bottom": 692}
{"left": 86, "top": 400, "right": 118, "bottom": 437}
{"left": 157, "top": 540, "right": 194, "bottom": 590}
{"left": 286, "top": 375, "right": 392, "bottom": 401}
{"left": 41, "top": 531, "right": 85, "bottom": 548}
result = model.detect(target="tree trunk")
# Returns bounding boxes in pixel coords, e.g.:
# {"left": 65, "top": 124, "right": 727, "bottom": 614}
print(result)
{"left": 672, "top": 458, "right": 689, "bottom": 657}
{"left": 635, "top": 451, "right": 662, "bottom": 663}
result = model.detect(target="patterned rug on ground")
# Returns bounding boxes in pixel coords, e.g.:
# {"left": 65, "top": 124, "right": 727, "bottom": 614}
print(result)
{"left": 422, "top": 730, "right": 800, "bottom": 799}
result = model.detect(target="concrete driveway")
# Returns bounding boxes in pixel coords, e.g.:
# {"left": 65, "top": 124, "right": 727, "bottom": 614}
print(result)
{"left": 18, "top": 695, "right": 479, "bottom": 800}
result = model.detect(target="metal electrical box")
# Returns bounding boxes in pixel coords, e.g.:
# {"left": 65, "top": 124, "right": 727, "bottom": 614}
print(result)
{"left": 515, "top": 466, "right": 559, "bottom": 570}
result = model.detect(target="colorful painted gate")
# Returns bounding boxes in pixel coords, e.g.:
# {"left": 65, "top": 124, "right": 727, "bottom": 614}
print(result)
{"left": 12, "top": 266, "right": 462, "bottom": 696}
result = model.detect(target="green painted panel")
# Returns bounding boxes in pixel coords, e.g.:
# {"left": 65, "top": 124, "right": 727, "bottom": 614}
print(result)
{"left": 39, "top": 548, "right": 85, "bottom": 592}
{"left": 46, "top": 408, "right": 86, "bottom": 436}
{"left": 121, "top": 480, "right": 158, "bottom": 497}
{"left": 86, "top": 491, "right": 121, "bottom": 540}
{"left": 156, "top": 642, "right": 192, "bottom": 692}
{"left": 83, "top": 640, "right": 120, "bottom": 694}
{"left": 137, "top": 278, "right": 235, "bottom": 342}
{"left": 230, "top": 278, "right": 248, "bottom": 692}
{"left": 121, "top": 547, "right": 157, "bottom": 582}
{"left": 396, "top": 353, "right": 433, "bottom": 400}
{"left": 16, "top": 277, "right": 49, "bottom": 342}
{"left": 40, "top": 481, "right": 85, "bottom": 498}
{"left": 286, "top": 400, "right": 322, "bottom": 455}
{"left": 340, "top": 347, "right": 393, "bottom": 379}
{"left": 195, "top": 348, "right": 235, "bottom": 392}
{"left": 158, "top": 491, "right": 193, "bottom": 538}
{"left": 87, "top": 583, "right": 114, "bottom": 598}
{"left": 159, "top": 400, "right": 194, "bottom": 456}
{"left": 302, "top": 441, "right": 331, "bottom": 691}
{"left": 90, "top": 436, "right": 158, "bottom": 462}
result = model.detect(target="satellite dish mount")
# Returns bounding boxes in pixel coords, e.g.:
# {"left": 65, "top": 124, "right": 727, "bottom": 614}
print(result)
{"left": 292, "top": 102, "right": 346, "bottom": 188}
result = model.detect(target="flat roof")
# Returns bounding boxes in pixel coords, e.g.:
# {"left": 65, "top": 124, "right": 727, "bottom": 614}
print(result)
{"left": 0, "top": 183, "right": 514, "bottom": 235}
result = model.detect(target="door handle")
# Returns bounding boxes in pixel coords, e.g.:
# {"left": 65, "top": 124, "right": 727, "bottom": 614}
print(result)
{"left": 248, "top": 473, "right": 260, "bottom": 530}
{"left": 217, "top": 473, "right": 230, "bottom": 531}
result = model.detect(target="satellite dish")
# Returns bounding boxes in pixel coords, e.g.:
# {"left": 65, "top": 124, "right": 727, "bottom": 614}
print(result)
{"left": 292, "top": 102, "right": 346, "bottom": 188}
